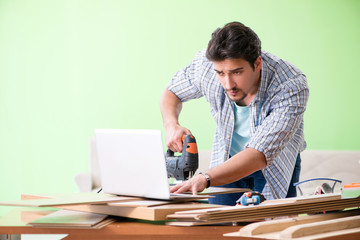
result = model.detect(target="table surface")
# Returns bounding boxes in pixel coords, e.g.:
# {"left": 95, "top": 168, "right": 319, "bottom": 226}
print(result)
{"left": 0, "top": 208, "right": 245, "bottom": 240}
{"left": 1, "top": 208, "right": 360, "bottom": 240}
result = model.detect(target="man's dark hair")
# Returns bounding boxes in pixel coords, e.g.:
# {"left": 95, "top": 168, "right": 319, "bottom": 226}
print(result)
{"left": 206, "top": 22, "right": 261, "bottom": 69}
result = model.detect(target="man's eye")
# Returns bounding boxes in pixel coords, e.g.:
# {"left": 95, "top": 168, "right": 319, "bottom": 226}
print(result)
{"left": 216, "top": 72, "right": 224, "bottom": 76}
{"left": 233, "top": 71, "right": 242, "bottom": 75}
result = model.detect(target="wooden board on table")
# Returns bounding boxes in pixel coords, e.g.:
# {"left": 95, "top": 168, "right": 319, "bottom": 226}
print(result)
{"left": 108, "top": 199, "right": 174, "bottom": 207}
{"left": 21, "top": 192, "right": 108, "bottom": 200}
{"left": 106, "top": 190, "right": 243, "bottom": 207}
{"left": 224, "top": 209, "right": 360, "bottom": 239}
{"left": 167, "top": 195, "right": 360, "bottom": 226}
{"left": 62, "top": 202, "right": 222, "bottom": 221}
{"left": 16, "top": 192, "right": 222, "bottom": 221}
{"left": 0, "top": 193, "right": 140, "bottom": 207}
{"left": 18, "top": 187, "right": 243, "bottom": 206}
{"left": 192, "top": 187, "right": 251, "bottom": 195}
{"left": 20, "top": 192, "right": 212, "bottom": 205}
{"left": 28, "top": 209, "right": 115, "bottom": 229}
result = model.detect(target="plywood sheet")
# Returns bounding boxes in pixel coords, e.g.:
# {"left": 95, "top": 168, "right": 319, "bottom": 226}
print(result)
{"left": 195, "top": 187, "right": 251, "bottom": 195}
{"left": 62, "top": 202, "right": 221, "bottom": 221}
{"left": 0, "top": 193, "right": 139, "bottom": 207}
{"left": 28, "top": 210, "right": 114, "bottom": 229}
{"left": 14, "top": 192, "right": 222, "bottom": 221}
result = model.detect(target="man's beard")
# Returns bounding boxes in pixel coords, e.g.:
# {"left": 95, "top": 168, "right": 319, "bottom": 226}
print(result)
{"left": 225, "top": 88, "right": 248, "bottom": 105}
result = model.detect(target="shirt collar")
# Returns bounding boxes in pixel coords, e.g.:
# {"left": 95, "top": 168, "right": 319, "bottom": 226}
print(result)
{"left": 251, "top": 51, "right": 269, "bottom": 106}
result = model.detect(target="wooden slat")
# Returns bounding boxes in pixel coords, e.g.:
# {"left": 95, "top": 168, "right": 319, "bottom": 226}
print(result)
{"left": 0, "top": 193, "right": 139, "bottom": 207}
{"left": 233, "top": 209, "right": 360, "bottom": 236}
{"left": 62, "top": 202, "right": 221, "bottom": 221}
{"left": 28, "top": 210, "right": 111, "bottom": 229}
{"left": 280, "top": 215, "right": 360, "bottom": 239}
{"left": 194, "top": 187, "right": 251, "bottom": 195}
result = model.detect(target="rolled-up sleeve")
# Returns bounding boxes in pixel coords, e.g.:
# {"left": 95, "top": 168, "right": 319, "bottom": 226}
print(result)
{"left": 166, "top": 50, "right": 208, "bottom": 102}
{"left": 246, "top": 75, "right": 309, "bottom": 165}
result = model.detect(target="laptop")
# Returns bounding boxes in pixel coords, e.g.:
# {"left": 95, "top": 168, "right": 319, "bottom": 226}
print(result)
{"left": 94, "top": 129, "right": 205, "bottom": 200}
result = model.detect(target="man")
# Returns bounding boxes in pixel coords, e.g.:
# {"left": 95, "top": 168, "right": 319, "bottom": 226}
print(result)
{"left": 160, "top": 22, "right": 309, "bottom": 205}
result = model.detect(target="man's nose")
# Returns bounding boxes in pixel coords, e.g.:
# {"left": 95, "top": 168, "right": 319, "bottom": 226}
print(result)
{"left": 223, "top": 75, "right": 236, "bottom": 90}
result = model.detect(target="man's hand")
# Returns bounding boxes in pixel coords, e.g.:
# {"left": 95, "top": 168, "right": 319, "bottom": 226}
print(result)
{"left": 170, "top": 148, "right": 267, "bottom": 196}
{"left": 160, "top": 88, "right": 192, "bottom": 152}
{"left": 165, "top": 124, "right": 191, "bottom": 152}
{"left": 169, "top": 174, "right": 208, "bottom": 195}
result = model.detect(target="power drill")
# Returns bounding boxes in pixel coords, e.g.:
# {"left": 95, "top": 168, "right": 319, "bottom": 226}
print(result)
{"left": 165, "top": 135, "right": 199, "bottom": 181}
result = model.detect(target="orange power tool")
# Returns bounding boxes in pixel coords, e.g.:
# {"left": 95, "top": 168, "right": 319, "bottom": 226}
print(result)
{"left": 165, "top": 135, "right": 199, "bottom": 181}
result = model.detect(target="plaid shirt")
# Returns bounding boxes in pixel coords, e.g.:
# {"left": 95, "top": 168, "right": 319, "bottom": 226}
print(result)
{"left": 167, "top": 49, "right": 309, "bottom": 199}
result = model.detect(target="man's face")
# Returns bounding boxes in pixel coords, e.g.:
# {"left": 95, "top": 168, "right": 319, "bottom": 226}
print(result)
{"left": 213, "top": 57, "right": 262, "bottom": 106}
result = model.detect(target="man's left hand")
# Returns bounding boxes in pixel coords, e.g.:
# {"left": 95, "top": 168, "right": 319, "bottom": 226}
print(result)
{"left": 170, "top": 174, "right": 208, "bottom": 195}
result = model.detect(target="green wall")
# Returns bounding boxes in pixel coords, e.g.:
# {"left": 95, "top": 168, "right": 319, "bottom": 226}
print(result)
{"left": 1, "top": 0, "right": 359, "bottom": 215}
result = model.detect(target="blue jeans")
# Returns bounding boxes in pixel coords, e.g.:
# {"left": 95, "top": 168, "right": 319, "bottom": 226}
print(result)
{"left": 208, "top": 154, "right": 301, "bottom": 206}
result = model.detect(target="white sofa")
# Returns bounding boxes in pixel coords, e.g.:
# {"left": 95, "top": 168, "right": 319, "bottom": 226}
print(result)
{"left": 74, "top": 138, "right": 360, "bottom": 192}
{"left": 196, "top": 150, "right": 360, "bottom": 186}
{"left": 298, "top": 150, "right": 360, "bottom": 185}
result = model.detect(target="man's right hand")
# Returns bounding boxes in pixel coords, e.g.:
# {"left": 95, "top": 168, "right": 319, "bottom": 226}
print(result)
{"left": 160, "top": 88, "right": 191, "bottom": 152}
{"left": 165, "top": 124, "right": 191, "bottom": 153}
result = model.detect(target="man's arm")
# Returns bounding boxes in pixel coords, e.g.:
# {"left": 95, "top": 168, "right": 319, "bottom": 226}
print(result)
{"left": 170, "top": 147, "right": 266, "bottom": 195}
{"left": 160, "top": 50, "right": 208, "bottom": 152}
{"left": 160, "top": 88, "right": 191, "bottom": 152}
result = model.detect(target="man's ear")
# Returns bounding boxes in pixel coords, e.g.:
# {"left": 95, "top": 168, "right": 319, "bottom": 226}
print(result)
{"left": 254, "top": 56, "right": 262, "bottom": 72}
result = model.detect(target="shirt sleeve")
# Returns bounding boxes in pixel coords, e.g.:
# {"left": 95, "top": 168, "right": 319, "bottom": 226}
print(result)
{"left": 246, "top": 75, "right": 309, "bottom": 165}
{"left": 166, "top": 49, "right": 209, "bottom": 102}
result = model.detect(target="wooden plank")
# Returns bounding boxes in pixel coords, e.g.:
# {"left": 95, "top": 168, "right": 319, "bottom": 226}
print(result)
{"left": 21, "top": 192, "right": 122, "bottom": 200}
{"left": 294, "top": 227, "right": 360, "bottom": 240}
{"left": 0, "top": 193, "right": 140, "bottom": 207}
{"left": 18, "top": 192, "right": 212, "bottom": 205}
{"left": 61, "top": 202, "right": 221, "bottom": 221}
{"left": 280, "top": 215, "right": 360, "bottom": 239}
{"left": 21, "top": 193, "right": 189, "bottom": 207}
{"left": 28, "top": 210, "right": 113, "bottom": 229}
{"left": 108, "top": 199, "right": 174, "bottom": 207}
{"left": 224, "top": 209, "right": 360, "bottom": 237}
{"left": 194, "top": 187, "right": 251, "bottom": 195}
{"left": 14, "top": 192, "right": 222, "bottom": 221}
{"left": 224, "top": 227, "right": 360, "bottom": 239}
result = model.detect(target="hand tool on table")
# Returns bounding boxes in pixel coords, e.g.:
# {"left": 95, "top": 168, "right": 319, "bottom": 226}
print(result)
{"left": 236, "top": 191, "right": 266, "bottom": 206}
{"left": 165, "top": 135, "right": 198, "bottom": 181}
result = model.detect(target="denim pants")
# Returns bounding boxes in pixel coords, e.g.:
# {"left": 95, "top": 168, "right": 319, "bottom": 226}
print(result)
{"left": 208, "top": 154, "right": 301, "bottom": 206}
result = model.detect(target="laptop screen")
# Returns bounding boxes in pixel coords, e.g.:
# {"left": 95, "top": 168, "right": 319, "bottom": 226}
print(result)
{"left": 94, "top": 129, "right": 171, "bottom": 199}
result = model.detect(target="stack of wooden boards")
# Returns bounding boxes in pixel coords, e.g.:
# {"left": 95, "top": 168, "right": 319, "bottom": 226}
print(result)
{"left": 0, "top": 188, "right": 244, "bottom": 228}
{"left": 167, "top": 194, "right": 360, "bottom": 226}
{"left": 1, "top": 190, "right": 359, "bottom": 231}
